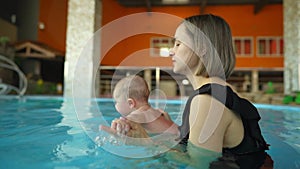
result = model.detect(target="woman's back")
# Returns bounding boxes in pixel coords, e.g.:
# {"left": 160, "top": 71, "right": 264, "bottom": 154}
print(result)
{"left": 188, "top": 94, "right": 244, "bottom": 152}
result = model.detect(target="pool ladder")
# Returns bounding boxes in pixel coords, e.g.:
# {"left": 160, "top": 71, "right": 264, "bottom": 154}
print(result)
{"left": 0, "top": 54, "right": 27, "bottom": 96}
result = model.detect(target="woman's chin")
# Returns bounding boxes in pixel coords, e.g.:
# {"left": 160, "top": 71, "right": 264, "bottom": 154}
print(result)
{"left": 173, "top": 68, "right": 184, "bottom": 75}
{"left": 173, "top": 70, "right": 179, "bottom": 74}
{"left": 172, "top": 67, "right": 179, "bottom": 74}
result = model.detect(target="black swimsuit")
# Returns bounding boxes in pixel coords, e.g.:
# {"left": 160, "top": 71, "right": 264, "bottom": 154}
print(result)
{"left": 178, "top": 83, "right": 270, "bottom": 168}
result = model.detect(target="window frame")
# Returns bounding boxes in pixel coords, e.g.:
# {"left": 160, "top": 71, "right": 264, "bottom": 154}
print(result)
{"left": 233, "top": 36, "right": 254, "bottom": 57}
{"left": 256, "top": 36, "right": 283, "bottom": 57}
{"left": 150, "top": 37, "right": 174, "bottom": 57}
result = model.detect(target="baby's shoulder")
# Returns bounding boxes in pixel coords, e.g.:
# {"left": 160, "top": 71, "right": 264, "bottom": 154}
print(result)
{"left": 128, "top": 108, "right": 162, "bottom": 123}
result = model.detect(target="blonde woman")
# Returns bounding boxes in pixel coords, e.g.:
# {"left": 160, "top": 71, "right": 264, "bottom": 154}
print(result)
{"left": 103, "top": 14, "right": 272, "bottom": 169}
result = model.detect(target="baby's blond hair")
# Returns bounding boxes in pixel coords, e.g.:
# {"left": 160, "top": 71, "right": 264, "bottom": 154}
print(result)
{"left": 113, "top": 75, "right": 150, "bottom": 102}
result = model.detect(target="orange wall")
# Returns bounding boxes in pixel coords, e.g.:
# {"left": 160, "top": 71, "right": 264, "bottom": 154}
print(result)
{"left": 38, "top": 0, "right": 68, "bottom": 52}
{"left": 37, "top": 0, "right": 283, "bottom": 69}
{"left": 101, "top": 0, "right": 283, "bottom": 69}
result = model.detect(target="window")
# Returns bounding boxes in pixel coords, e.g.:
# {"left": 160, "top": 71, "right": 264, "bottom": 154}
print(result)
{"left": 150, "top": 37, "right": 174, "bottom": 57}
{"left": 233, "top": 37, "right": 253, "bottom": 57}
{"left": 257, "top": 37, "right": 283, "bottom": 57}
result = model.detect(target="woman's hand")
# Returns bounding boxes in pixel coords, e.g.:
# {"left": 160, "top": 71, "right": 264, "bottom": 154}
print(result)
{"left": 125, "top": 119, "right": 149, "bottom": 138}
{"left": 99, "top": 117, "right": 152, "bottom": 145}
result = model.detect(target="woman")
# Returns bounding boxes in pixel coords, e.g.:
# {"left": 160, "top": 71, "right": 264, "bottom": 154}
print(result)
{"left": 169, "top": 14, "right": 272, "bottom": 169}
{"left": 103, "top": 14, "right": 272, "bottom": 169}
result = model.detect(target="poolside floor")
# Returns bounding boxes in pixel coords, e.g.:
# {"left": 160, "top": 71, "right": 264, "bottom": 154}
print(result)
{"left": 240, "top": 92, "right": 297, "bottom": 106}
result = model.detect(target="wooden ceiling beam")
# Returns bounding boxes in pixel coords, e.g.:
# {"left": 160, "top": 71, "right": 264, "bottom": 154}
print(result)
{"left": 200, "top": 0, "right": 208, "bottom": 14}
{"left": 145, "top": 0, "right": 152, "bottom": 12}
{"left": 254, "top": 0, "right": 270, "bottom": 14}
{"left": 117, "top": 0, "right": 282, "bottom": 6}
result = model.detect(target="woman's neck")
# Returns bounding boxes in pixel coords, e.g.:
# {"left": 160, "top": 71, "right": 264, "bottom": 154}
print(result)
{"left": 186, "top": 75, "right": 226, "bottom": 90}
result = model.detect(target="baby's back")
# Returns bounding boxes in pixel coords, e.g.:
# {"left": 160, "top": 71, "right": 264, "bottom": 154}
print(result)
{"left": 127, "top": 108, "right": 178, "bottom": 135}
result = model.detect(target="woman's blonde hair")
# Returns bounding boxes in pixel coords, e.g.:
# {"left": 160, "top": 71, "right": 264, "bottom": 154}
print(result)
{"left": 183, "top": 14, "right": 236, "bottom": 79}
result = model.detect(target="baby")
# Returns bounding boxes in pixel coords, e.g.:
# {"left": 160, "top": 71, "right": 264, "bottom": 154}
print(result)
{"left": 101, "top": 75, "right": 178, "bottom": 136}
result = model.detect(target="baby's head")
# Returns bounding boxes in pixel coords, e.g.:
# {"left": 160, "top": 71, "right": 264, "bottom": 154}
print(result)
{"left": 113, "top": 75, "right": 150, "bottom": 102}
{"left": 113, "top": 75, "right": 150, "bottom": 116}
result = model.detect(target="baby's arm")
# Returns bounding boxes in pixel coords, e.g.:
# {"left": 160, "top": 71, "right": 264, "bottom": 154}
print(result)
{"left": 140, "top": 109, "right": 179, "bottom": 135}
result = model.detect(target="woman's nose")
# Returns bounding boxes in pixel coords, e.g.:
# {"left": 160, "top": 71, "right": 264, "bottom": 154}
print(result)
{"left": 169, "top": 48, "right": 175, "bottom": 57}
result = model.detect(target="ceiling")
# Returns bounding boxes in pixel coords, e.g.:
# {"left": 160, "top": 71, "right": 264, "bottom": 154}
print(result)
{"left": 117, "top": 0, "right": 283, "bottom": 14}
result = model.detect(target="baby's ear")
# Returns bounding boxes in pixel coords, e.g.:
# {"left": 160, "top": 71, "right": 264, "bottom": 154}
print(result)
{"left": 127, "top": 98, "right": 136, "bottom": 109}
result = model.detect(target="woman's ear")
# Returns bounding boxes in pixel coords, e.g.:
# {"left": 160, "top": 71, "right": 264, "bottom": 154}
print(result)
{"left": 127, "top": 98, "right": 136, "bottom": 109}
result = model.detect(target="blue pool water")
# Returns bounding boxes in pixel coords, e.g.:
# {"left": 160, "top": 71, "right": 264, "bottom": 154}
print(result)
{"left": 0, "top": 96, "right": 299, "bottom": 169}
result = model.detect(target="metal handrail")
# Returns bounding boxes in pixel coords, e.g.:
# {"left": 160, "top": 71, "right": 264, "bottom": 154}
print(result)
{"left": 0, "top": 54, "right": 27, "bottom": 96}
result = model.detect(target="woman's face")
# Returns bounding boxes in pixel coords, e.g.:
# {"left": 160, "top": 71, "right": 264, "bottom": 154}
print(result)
{"left": 169, "top": 24, "right": 199, "bottom": 75}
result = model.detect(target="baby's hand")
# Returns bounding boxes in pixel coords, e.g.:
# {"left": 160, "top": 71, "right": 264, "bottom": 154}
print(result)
{"left": 111, "top": 118, "right": 150, "bottom": 139}
{"left": 99, "top": 117, "right": 152, "bottom": 145}
{"left": 112, "top": 117, "right": 131, "bottom": 136}
{"left": 99, "top": 117, "right": 130, "bottom": 136}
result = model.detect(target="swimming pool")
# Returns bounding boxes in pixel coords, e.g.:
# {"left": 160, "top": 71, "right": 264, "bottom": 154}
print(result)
{"left": 0, "top": 96, "right": 299, "bottom": 169}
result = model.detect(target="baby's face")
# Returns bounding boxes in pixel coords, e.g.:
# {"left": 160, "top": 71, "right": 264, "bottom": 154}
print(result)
{"left": 114, "top": 97, "right": 131, "bottom": 117}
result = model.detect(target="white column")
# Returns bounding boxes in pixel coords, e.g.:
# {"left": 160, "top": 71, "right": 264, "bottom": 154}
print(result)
{"left": 283, "top": 0, "right": 300, "bottom": 94}
{"left": 251, "top": 70, "right": 259, "bottom": 93}
{"left": 64, "top": 0, "right": 102, "bottom": 98}
{"left": 144, "top": 69, "right": 152, "bottom": 91}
